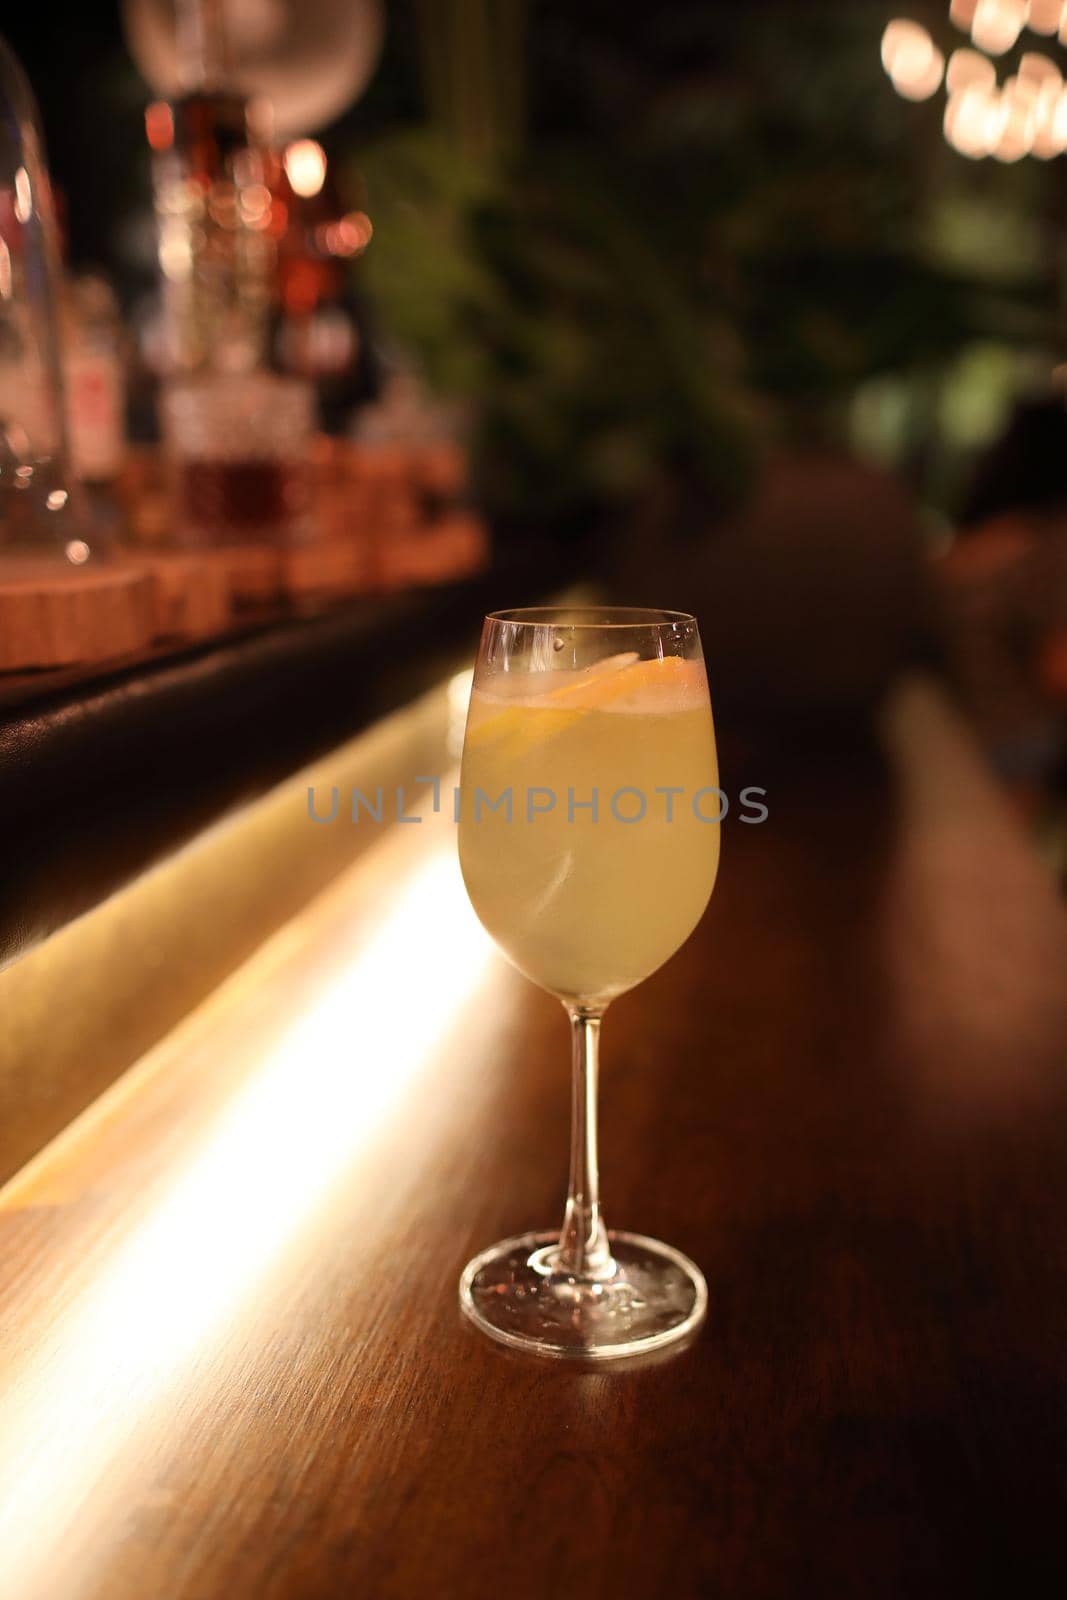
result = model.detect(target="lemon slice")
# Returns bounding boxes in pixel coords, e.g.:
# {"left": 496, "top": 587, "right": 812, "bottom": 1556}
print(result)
{"left": 578, "top": 653, "right": 695, "bottom": 709}
{"left": 464, "top": 701, "right": 583, "bottom": 759}
{"left": 466, "top": 653, "right": 639, "bottom": 754}
{"left": 544, "top": 652, "right": 640, "bottom": 702}
{"left": 465, "top": 652, "right": 694, "bottom": 760}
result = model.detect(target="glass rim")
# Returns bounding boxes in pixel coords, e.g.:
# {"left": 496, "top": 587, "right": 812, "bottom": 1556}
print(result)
{"left": 485, "top": 606, "right": 697, "bottom": 630}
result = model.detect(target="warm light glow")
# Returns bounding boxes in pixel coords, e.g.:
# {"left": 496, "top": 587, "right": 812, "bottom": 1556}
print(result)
{"left": 939, "top": 12, "right": 1067, "bottom": 157}
{"left": 897, "top": 47, "right": 945, "bottom": 98}
{"left": 945, "top": 84, "right": 1005, "bottom": 156}
{"left": 45, "top": 489, "right": 68, "bottom": 511}
{"left": 1023, "top": 57, "right": 1064, "bottom": 149}
{"left": 1026, "top": 0, "right": 1064, "bottom": 34}
{"left": 144, "top": 101, "right": 174, "bottom": 152}
{"left": 1050, "top": 85, "right": 1067, "bottom": 149}
{"left": 1032, "top": 113, "right": 1062, "bottom": 153}
{"left": 13, "top": 166, "right": 31, "bottom": 224}
{"left": 320, "top": 210, "right": 373, "bottom": 257}
{"left": 992, "top": 78, "right": 1037, "bottom": 155}
{"left": 238, "top": 183, "right": 273, "bottom": 228}
{"left": 882, "top": 20, "right": 945, "bottom": 99}
{"left": 284, "top": 138, "right": 328, "bottom": 199}
{"left": 950, "top": 0, "right": 980, "bottom": 27}
{"left": 65, "top": 539, "right": 90, "bottom": 565}
{"left": 1003, "top": 71, "right": 1039, "bottom": 108}
{"left": 159, "top": 218, "right": 193, "bottom": 282}
{"left": 882, "top": 19, "right": 936, "bottom": 78}
{"left": 946, "top": 47, "right": 997, "bottom": 93}
{"left": 971, "top": 0, "right": 1025, "bottom": 55}
{"left": 0, "top": 847, "right": 494, "bottom": 1584}
{"left": 1018, "top": 50, "right": 1062, "bottom": 85}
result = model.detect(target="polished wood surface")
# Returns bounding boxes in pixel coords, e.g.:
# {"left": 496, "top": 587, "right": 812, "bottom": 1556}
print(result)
{"left": 0, "top": 675, "right": 458, "bottom": 1190}
{"left": 1, "top": 676, "right": 1066, "bottom": 1599}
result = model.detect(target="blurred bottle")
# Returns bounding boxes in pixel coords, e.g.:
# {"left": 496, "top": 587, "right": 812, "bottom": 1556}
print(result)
{"left": 147, "top": 2, "right": 316, "bottom": 559}
{"left": 271, "top": 138, "right": 372, "bottom": 431}
{"left": 147, "top": 0, "right": 274, "bottom": 375}
{"left": 64, "top": 274, "right": 127, "bottom": 488}
{"left": 351, "top": 358, "right": 487, "bottom": 587}
{"left": 161, "top": 369, "right": 313, "bottom": 547}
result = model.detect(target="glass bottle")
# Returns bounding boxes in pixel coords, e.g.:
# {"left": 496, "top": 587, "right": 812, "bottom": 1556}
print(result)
{"left": 0, "top": 33, "right": 96, "bottom": 564}
{"left": 148, "top": 0, "right": 274, "bottom": 375}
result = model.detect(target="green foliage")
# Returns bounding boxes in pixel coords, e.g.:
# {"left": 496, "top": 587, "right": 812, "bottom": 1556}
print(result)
{"left": 353, "top": 1, "right": 1059, "bottom": 524}
{"left": 359, "top": 130, "right": 756, "bottom": 523}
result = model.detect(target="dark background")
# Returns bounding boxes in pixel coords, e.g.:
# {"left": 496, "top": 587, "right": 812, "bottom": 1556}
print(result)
{"left": 8, "top": 2, "right": 1064, "bottom": 527}
{"left": 9, "top": 2, "right": 1067, "bottom": 809}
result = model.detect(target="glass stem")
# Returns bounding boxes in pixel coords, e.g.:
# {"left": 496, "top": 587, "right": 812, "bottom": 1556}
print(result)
{"left": 557, "top": 1005, "right": 613, "bottom": 1277}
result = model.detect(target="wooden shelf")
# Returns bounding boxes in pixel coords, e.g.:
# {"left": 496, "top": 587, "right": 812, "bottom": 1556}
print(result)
{"left": 0, "top": 557, "right": 156, "bottom": 671}
{"left": 0, "top": 550, "right": 571, "bottom": 972}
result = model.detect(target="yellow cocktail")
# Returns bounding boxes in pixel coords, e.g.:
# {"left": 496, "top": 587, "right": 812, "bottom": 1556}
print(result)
{"left": 457, "top": 607, "right": 720, "bottom": 1361}
{"left": 459, "top": 655, "right": 719, "bottom": 1004}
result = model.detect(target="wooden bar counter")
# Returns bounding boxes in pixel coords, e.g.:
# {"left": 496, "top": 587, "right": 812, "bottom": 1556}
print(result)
{"left": 0, "top": 674, "right": 1065, "bottom": 1598}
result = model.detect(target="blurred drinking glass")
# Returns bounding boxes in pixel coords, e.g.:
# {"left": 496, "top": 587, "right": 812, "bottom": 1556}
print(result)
{"left": 161, "top": 371, "right": 313, "bottom": 546}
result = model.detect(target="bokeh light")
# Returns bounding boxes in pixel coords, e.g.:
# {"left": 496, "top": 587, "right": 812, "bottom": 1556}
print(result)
{"left": 1026, "top": 0, "right": 1065, "bottom": 36}
{"left": 882, "top": 20, "right": 934, "bottom": 76}
{"left": 946, "top": 47, "right": 997, "bottom": 93}
{"left": 889, "top": 2, "right": 1067, "bottom": 161}
{"left": 944, "top": 84, "right": 1003, "bottom": 155}
{"left": 971, "top": 0, "right": 1025, "bottom": 56}
{"left": 283, "top": 139, "right": 327, "bottom": 199}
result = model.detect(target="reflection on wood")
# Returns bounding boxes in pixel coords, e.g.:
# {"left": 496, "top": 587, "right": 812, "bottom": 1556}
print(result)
{"left": 0, "top": 678, "right": 1064, "bottom": 1598}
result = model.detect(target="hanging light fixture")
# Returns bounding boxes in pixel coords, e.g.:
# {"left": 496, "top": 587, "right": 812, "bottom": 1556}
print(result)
{"left": 882, "top": 1, "right": 1067, "bottom": 160}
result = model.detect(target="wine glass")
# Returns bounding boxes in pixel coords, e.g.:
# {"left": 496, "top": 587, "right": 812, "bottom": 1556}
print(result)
{"left": 457, "top": 607, "right": 720, "bottom": 1359}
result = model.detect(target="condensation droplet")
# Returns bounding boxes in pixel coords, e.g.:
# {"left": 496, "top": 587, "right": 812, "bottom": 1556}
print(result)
{"left": 553, "top": 635, "right": 565, "bottom": 652}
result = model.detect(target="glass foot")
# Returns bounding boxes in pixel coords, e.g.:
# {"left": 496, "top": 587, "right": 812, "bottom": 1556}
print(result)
{"left": 459, "top": 1230, "right": 707, "bottom": 1361}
